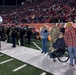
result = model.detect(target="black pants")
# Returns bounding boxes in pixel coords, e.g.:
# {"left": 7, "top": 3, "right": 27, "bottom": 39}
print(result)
{"left": 27, "top": 36, "right": 31, "bottom": 44}
{"left": 12, "top": 37, "right": 16, "bottom": 47}
{"left": 20, "top": 36, "right": 24, "bottom": 46}
{"left": 50, "top": 49, "right": 64, "bottom": 58}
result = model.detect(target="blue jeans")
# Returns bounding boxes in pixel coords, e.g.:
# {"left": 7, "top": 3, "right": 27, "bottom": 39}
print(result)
{"left": 42, "top": 38, "right": 48, "bottom": 53}
{"left": 68, "top": 46, "right": 76, "bottom": 65}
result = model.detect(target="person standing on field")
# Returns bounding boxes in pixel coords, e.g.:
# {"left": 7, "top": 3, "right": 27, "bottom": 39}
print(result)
{"left": 40, "top": 25, "right": 49, "bottom": 53}
{"left": 64, "top": 22, "right": 76, "bottom": 66}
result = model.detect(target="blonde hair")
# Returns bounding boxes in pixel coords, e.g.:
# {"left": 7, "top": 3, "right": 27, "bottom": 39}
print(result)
{"left": 66, "top": 22, "right": 72, "bottom": 28}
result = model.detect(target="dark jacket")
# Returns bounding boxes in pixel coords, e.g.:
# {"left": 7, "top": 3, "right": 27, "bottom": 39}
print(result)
{"left": 27, "top": 28, "right": 32, "bottom": 37}
{"left": 53, "top": 38, "right": 66, "bottom": 49}
{"left": 12, "top": 29, "right": 17, "bottom": 38}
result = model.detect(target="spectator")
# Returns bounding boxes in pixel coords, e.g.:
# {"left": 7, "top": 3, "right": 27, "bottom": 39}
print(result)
{"left": 11, "top": 27, "right": 17, "bottom": 47}
{"left": 49, "top": 23, "right": 60, "bottom": 52}
{"left": 64, "top": 22, "right": 76, "bottom": 66}
{"left": 0, "top": 0, "right": 75, "bottom": 23}
{"left": 40, "top": 25, "right": 49, "bottom": 53}
{"left": 50, "top": 32, "right": 66, "bottom": 61}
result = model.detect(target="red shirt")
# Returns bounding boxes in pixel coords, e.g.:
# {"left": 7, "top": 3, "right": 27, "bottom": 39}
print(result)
{"left": 64, "top": 26, "right": 76, "bottom": 47}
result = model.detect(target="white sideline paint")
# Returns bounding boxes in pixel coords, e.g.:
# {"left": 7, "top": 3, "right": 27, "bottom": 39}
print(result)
{"left": 13, "top": 64, "right": 27, "bottom": 72}
{"left": 0, "top": 58, "right": 13, "bottom": 64}
{"left": 0, "top": 54, "right": 4, "bottom": 56}
{"left": 40, "top": 72, "right": 46, "bottom": 75}
{"left": 32, "top": 42, "right": 42, "bottom": 51}
{"left": 18, "top": 40, "right": 21, "bottom": 46}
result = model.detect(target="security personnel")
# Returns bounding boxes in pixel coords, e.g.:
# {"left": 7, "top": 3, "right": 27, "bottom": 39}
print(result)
{"left": 11, "top": 27, "right": 17, "bottom": 47}
{"left": 27, "top": 27, "right": 32, "bottom": 44}
{"left": 20, "top": 27, "right": 25, "bottom": 46}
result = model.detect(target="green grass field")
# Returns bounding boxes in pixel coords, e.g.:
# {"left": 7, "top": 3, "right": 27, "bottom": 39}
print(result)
{"left": 25, "top": 38, "right": 50, "bottom": 50}
{"left": 0, "top": 39, "right": 52, "bottom": 75}
{"left": 0, "top": 54, "right": 53, "bottom": 75}
{"left": 5, "top": 38, "right": 50, "bottom": 50}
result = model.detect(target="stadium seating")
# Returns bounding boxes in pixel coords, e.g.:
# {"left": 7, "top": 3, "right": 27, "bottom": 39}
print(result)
{"left": 0, "top": 0, "right": 75, "bottom": 24}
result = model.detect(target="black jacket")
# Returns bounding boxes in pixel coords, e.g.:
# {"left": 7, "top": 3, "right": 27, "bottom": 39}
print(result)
{"left": 53, "top": 38, "right": 66, "bottom": 49}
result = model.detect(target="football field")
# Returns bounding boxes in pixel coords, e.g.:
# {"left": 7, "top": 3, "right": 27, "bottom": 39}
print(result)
{"left": 0, "top": 39, "right": 76, "bottom": 75}
{"left": 0, "top": 40, "right": 52, "bottom": 75}
{"left": 0, "top": 53, "right": 51, "bottom": 75}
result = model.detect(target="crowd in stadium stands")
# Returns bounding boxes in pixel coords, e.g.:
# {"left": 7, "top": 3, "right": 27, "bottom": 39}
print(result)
{"left": 0, "top": 0, "right": 76, "bottom": 24}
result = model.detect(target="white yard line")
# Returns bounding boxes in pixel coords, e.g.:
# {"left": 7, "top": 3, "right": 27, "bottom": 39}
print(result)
{"left": 0, "top": 54, "right": 4, "bottom": 56}
{"left": 0, "top": 58, "right": 13, "bottom": 64}
{"left": 32, "top": 42, "right": 42, "bottom": 51}
{"left": 13, "top": 64, "right": 27, "bottom": 72}
{"left": 40, "top": 72, "right": 46, "bottom": 75}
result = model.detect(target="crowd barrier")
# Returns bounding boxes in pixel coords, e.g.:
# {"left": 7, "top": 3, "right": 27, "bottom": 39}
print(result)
{"left": 2, "top": 23, "right": 76, "bottom": 30}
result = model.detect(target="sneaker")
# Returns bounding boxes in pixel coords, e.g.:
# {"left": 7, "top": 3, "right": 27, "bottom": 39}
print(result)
{"left": 12, "top": 46, "right": 16, "bottom": 48}
{"left": 69, "top": 64, "right": 74, "bottom": 68}
{"left": 53, "top": 58, "right": 56, "bottom": 62}
{"left": 69, "top": 64, "right": 74, "bottom": 67}
{"left": 53, "top": 59, "right": 56, "bottom": 62}
{"left": 45, "top": 52, "right": 47, "bottom": 54}
{"left": 41, "top": 51, "right": 44, "bottom": 53}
